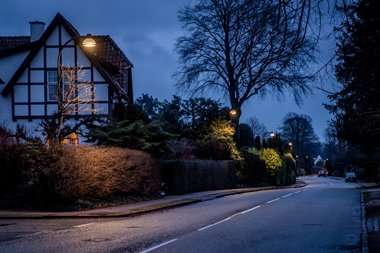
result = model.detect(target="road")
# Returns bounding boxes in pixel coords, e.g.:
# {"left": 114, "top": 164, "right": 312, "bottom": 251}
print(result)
{"left": 0, "top": 177, "right": 362, "bottom": 252}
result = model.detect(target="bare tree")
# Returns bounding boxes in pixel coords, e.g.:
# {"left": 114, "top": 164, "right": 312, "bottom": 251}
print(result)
{"left": 175, "top": 0, "right": 324, "bottom": 143}
{"left": 245, "top": 116, "right": 268, "bottom": 140}
{"left": 280, "top": 112, "right": 321, "bottom": 158}
{"left": 55, "top": 64, "right": 99, "bottom": 142}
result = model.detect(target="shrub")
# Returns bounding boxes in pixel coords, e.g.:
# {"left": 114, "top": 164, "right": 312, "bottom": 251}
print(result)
{"left": 165, "top": 138, "right": 197, "bottom": 160}
{"left": 282, "top": 154, "right": 297, "bottom": 185}
{"left": 236, "top": 149, "right": 266, "bottom": 186}
{"left": 1, "top": 143, "right": 161, "bottom": 210}
{"left": 0, "top": 127, "right": 42, "bottom": 201}
{"left": 161, "top": 160, "right": 236, "bottom": 194}
{"left": 353, "top": 167, "right": 365, "bottom": 180}
{"left": 255, "top": 148, "right": 283, "bottom": 185}
{"left": 193, "top": 118, "right": 240, "bottom": 160}
{"left": 35, "top": 145, "right": 161, "bottom": 203}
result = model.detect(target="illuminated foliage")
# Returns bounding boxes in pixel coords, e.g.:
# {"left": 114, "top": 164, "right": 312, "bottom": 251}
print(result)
{"left": 257, "top": 148, "right": 283, "bottom": 176}
{"left": 194, "top": 118, "right": 241, "bottom": 160}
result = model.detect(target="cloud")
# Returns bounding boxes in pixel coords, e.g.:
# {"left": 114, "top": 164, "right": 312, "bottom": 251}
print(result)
{"left": 0, "top": 0, "right": 334, "bottom": 142}
{"left": 122, "top": 32, "right": 178, "bottom": 100}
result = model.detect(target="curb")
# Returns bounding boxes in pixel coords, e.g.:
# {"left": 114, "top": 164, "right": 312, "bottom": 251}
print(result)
{"left": 0, "top": 182, "right": 307, "bottom": 219}
{"left": 361, "top": 189, "right": 369, "bottom": 253}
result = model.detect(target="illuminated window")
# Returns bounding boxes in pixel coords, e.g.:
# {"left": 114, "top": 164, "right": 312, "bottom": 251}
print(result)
{"left": 68, "top": 132, "right": 79, "bottom": 145}
{"left": 60, "top": 133, "right": 79, "bottom": 145}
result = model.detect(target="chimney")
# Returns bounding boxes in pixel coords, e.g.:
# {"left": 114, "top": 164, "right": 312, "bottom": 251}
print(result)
{"left": 29, "top": 21, "right": 45, "bottom": 42}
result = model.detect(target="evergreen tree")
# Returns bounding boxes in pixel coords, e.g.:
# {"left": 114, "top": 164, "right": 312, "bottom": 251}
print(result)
{"left": 326, "top": 0, "right": 380, "bottom": 148}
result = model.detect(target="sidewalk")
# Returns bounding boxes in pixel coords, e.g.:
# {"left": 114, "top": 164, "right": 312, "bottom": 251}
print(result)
{"left": 359, "top": 181, "right": 380, "bottom": 253}
{"left": 0, "top": 180, "right": 306, "bottom": 219}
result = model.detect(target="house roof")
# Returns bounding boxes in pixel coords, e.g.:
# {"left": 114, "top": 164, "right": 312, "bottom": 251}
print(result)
{"left": 0, "top": 37, "right": 38, "bottom": 57}
{"left": 0, "top": 36, "right": 30, "bottom": 51}
{"left": 0, "top": 13, "right": 133, "bottom": 100}
{"left": 91, "top": 35, "right": 133, "bottom": 91}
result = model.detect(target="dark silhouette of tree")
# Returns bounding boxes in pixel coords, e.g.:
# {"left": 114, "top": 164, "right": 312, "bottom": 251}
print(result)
{"left": 181, "top": 97, "right": 229, "bottom": 134}
{"left": 245, "top": 116, "right": 268, "bottom": 140}
{"left": 239, "top": 123, "right": 254, "bottom": 148}
{"left": 254, "top": 136, "right": 261, "bottom": 150}
{"left": 326, "top": 0, "right": 380, "bottom": 149}
{"left": 280, "top": 112, "right": 321, "bottom": 159}
{"left": 175, "top": 0, "right": 323, "bottom": 143}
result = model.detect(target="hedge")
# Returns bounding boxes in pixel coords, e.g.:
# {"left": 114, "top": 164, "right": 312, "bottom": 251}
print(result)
{"left": 161, "top": 160, "right": 236, "bottom": 195}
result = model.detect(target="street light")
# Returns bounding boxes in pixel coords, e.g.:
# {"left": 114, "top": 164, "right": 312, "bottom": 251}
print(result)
{"left": 57, "top": 34, "right": 96, "bottom": 82}
{"left": 56, "top": 34, "right": 96, "bottom": 141}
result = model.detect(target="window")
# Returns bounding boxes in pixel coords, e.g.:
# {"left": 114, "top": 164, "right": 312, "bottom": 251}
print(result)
{"left": 67, "top": 132, "right": 79, "bottom": 145}
{"left": 47, "top": 71, "right": 58, "bottom": 101}
{"left": 47, "top": 71, "right": 73, "bottom": 101}
{"left": 63, "top": 78, "right": 75, "bottom": 101}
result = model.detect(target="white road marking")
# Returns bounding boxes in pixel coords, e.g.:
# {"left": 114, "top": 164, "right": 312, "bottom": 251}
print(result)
{"left": 140, "top": 188, "right": 307, "bottom": 252}
{"left": 140, "top": 239, "right": 178, "bottom": 253}
{"left": 197, "top": 217, "right": 232, "bottom": 231}
{"left": 267, "top": 198, "right": 280, "bottom": 203}
{"left": 73, "top": 223, "right": 96, "bottom": 228}
{"left": 241, "top": 205, "right": 261, "bottom": 214}
{"left": 294, "top": 191, "right": 301, "bottom": 194}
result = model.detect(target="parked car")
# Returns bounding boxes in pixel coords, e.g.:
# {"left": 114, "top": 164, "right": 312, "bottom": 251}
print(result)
{"left": 318, "top": 170, "right": 327, "bottom": 177}
{"left": 345, "top": 172, "right": 357, "bottom": 182}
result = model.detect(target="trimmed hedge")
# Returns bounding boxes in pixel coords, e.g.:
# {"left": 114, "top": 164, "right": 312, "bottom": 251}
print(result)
{"left": 0, "top": 145, "right": 161, "bottom": 210}
{"left": 161, "top": 160, "right": 236, "bottom": 194}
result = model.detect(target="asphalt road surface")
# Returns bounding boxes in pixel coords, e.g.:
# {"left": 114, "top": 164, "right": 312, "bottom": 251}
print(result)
{"left": 0, "top": 177, "right": 362, "bottom": 253}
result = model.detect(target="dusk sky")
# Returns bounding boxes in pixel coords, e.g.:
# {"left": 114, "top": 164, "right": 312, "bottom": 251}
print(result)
{"left": 0, "top": 0, "right": 337, "bottom": 142}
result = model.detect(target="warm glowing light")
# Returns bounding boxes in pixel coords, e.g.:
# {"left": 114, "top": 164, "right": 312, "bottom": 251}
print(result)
{"left": 288, "top": 142, "right": 292, "bottom": 146}
{"left": 82, "top": 37, "right": 96, "bottom": 47}
{"left": 270, "top": 132, "right": 275, "bottom": 137}
{"left": 230, "top": 110, "right": 237, "bottom": 115}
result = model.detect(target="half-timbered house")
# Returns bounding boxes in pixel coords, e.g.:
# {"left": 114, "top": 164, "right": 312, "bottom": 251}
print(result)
{"left": 0, "top": 13, "right": 133, "bottom": 143}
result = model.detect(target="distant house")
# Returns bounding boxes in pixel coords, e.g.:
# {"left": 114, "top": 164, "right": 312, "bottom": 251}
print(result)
{"left": 0, "top": 13, "right": 133, "bottom": 143}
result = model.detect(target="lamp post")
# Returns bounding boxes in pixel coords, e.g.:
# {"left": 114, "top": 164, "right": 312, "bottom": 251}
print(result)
{"left": 55, "top": 34, "right": 96, "bottom": 142}
{"left": 229, "top": 109, "right": 241, "bottom": 147}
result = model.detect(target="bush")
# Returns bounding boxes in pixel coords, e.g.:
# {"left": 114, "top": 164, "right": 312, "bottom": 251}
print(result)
{"left": 36, "top": 145, "right": 160, "bottom": 205}
{"left": 0, "top": 128, "right": 42, "bottom": 201}
{"left": 236, "top": 150, "right": 266, "bottom": 186}
{"left": 353, "top": 166, "right": 365, "bottom": 180}
{"left": 256, "top": 148, "right": 282, "bottom": 185}
{"left": 161, "top": 160, "right": 236, "bottom": 194}
{"left": 1, "top": 143, "right": 161, "bottom": 210}
{"left": 165, "top": 138, "right": 197, "bottom": 160}
{"left": 281, "top": 154, "right": 297, "bottom": 186}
